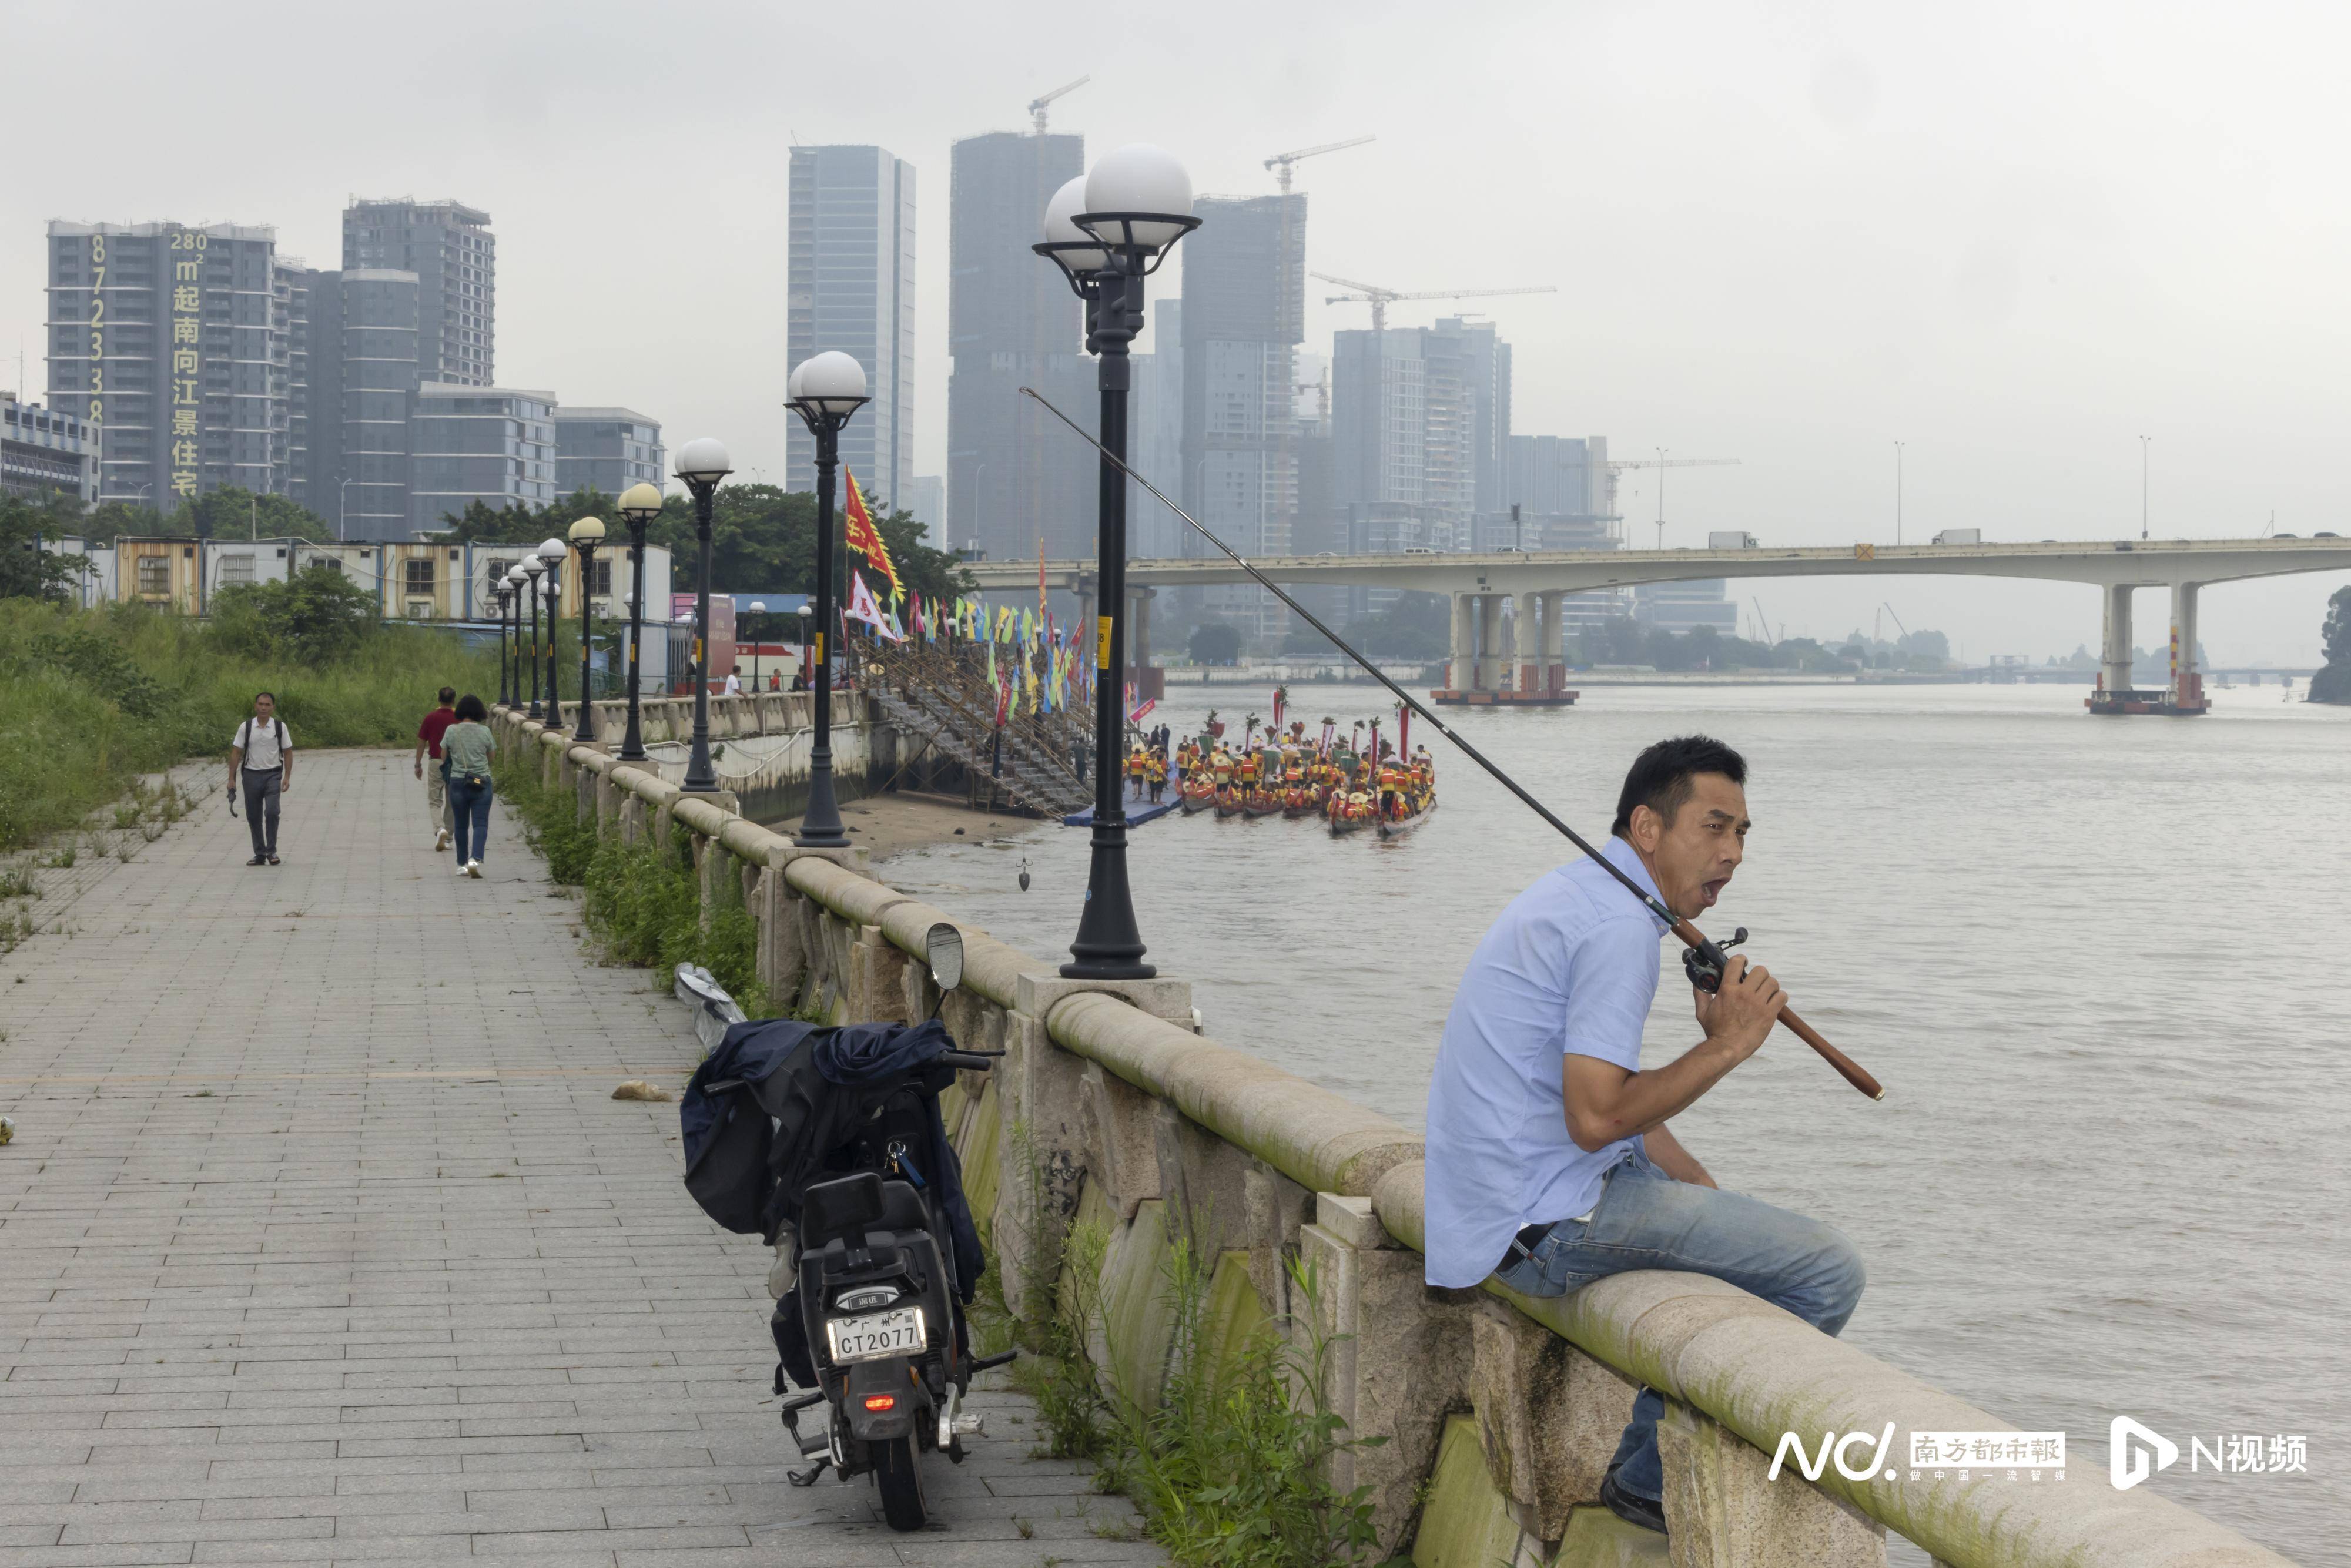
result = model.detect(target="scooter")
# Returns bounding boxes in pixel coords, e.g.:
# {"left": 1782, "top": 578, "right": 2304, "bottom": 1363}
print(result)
{"left": 778, "top": 922, "right": 1014, "bottom": 1529}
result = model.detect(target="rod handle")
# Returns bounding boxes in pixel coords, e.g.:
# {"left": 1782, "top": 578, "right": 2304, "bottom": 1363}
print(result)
{"left": 1776, "top": 1004, "right": 1885, "bottom": 1101}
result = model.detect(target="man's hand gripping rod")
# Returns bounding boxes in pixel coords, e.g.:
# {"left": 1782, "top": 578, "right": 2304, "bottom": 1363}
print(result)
{"left": 1019, "top": 386, "right": 1884, "bottom": 1101}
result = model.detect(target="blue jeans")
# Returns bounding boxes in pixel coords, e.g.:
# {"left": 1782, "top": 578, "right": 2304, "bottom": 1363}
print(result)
{"left": 447, "top": 775, "right": 493, "bottom": 864}
{"left": 1493, "top": 1144, "right": 1866, "bottom": 1502}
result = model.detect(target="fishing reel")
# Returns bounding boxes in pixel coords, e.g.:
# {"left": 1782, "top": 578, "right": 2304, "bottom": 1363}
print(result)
{"left": 1680, "top": 927, "right": 1749, "bottom": 994}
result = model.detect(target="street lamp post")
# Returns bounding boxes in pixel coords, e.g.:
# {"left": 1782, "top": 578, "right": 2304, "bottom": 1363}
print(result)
{"left": 673, "top": 439, "right": 732, "bottom": 793}
{"left": 568, "top": 517, "right": 605, "bottom": 741}
{"left": 536, "top": 537, "right": 568, "bottom": 729}
{"left": 785, "top": 352, "right": 871, "bottom": 849}
{"left": 1035, "top": 143, "right": 1200, "bottom": 980}
{"left": 493, "top": 581, "right": 513, "bottom": 706}
{"left": 796, "top": 604, "right": 811, "bottom": 688}
{"left": 615, "top": 483, "right": 662, "bottom": 762}
{"left": 505, "top": 565, "right": 531, "bottom": 709}
{"left": 747, "top": 601, "right": 767, "bottom": 694}
{"left": 521, "top": 556, "right": 546, "bottom": 719}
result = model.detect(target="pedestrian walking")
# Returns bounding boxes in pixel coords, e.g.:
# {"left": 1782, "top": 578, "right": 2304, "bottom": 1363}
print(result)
{"left": 441, "top": 694, "right": 497, "bottom": 879}
{"left": 413, "top": 686, "right": 457, "bottom": 850}
{"left": 723, "top": 669, "right": 743, "bottom": 696}
{"left": 227, "top": 693, "right": 293, "bottom": 866}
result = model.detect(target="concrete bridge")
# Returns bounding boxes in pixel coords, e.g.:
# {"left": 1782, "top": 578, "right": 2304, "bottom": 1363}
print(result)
{"left": 964, "top": 535, "right": 2351, "bottom": 715}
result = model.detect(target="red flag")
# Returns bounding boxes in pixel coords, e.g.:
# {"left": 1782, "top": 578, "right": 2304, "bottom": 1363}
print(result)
{"left": 842, "top": 468, "right": 900, "bottom": 596}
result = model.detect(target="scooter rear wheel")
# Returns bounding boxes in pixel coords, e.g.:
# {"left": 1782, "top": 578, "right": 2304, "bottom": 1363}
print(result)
{"left": 875, "top": 1435, "right": 927, "bottom": 1531}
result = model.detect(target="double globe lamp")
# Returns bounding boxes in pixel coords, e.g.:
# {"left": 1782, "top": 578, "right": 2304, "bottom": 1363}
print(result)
{"left": 613, "top": 481, "right": 665, "bottom": 762}
{"left": 1031, "top": 143, "right": 1198, "bottom": 980}
{"left": 784, "top": 350, "right": 869, "bottom": 849}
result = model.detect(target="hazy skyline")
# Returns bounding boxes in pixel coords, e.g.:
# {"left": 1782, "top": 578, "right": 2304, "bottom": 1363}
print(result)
{"left": 9, "top": 0, "right": 2350, "bottom": 663}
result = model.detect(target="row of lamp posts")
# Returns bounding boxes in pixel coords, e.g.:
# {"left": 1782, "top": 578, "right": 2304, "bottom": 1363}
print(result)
{"left": 492, "top": 143, "right": 1193, "bottom": 983}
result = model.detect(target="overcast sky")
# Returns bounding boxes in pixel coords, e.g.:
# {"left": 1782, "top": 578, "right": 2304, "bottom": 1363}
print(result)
{"left": 9, "top": 0, "right": 2350, "bottom": 662}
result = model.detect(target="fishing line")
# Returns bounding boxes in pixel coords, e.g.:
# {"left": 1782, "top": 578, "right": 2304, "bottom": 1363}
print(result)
{"left": 1020, "top": 385, "right": 1883, "bottom": 1101}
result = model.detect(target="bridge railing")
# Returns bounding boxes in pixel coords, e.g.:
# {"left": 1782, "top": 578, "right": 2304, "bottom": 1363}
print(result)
{"left": 493, "top": 703, "right": 2299, "bottom": 1568}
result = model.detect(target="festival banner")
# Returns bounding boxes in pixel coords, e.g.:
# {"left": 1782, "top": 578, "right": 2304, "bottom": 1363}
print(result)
{"left": 842, "top": 468, "right": 900, "bottom": 595}
{"left": 844, "top": 569, "right": 900, "bottom": 641}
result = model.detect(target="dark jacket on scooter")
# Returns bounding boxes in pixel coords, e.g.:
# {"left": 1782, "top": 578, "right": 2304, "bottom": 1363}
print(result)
{"left": 681, "top": 1016, "right": 986, "bottom": 1305}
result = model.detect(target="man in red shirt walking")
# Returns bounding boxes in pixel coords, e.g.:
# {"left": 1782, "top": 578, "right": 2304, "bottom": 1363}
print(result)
{"left": 413, "top": 686, "right": 458, "bottom": 850}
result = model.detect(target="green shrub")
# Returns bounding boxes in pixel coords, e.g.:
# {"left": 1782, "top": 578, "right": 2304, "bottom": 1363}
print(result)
{"left": 0, "top": 598, "right": 495, "bottom": 852}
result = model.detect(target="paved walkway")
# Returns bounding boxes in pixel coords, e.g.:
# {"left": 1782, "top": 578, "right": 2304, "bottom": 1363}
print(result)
{"left": 0, "top": 751, "right": 1159, "bottom": 1567}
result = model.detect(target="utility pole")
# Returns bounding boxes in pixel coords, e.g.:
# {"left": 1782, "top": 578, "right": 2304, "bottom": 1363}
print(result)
{"left": 2139, "top": 434, "right": 2150, "bottom": 540}
{"left": 1894, "top": 439, "right": 1905, "bottom": 545}
{"left": 1655, "top": 447, "right": 1667, "bottom": 550}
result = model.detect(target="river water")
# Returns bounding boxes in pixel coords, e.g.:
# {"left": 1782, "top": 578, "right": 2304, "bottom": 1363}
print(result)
{"left": 881, "top": 681, "right": 2347, "bottom": 1564}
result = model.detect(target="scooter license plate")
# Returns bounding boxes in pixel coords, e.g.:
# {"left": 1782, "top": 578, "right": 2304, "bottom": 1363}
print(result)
{"left": 826, "top": 1305, "right": 926, "bottom": 1364}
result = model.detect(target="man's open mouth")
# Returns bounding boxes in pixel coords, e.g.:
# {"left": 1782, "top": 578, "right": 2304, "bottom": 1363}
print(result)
{"left": 1699, "top": 878, "right": 1729, "bottom": 907}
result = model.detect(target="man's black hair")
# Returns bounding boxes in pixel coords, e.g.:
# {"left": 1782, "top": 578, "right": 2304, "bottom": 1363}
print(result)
{"left": 1612, "top": 734, "right": 1748, "bottom": 837}
{"left": 454, "top": 693, "right": 488, "bottom": 723}
{"left": 438, "top": 686, "right": 456, "bottom": 704}
{"left": 254, "top": 691, "right": 276, "bottom": 705}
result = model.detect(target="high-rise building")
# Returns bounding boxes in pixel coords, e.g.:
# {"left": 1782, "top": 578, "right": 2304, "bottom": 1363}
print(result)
{"left": 1130, "top": 299, "right": 1185, "bottom": 561}
{"left": 945, "top": 129, "right": 1095, "bottom": 562}
{"left": 1, "top": 393, "right": 96, "bottom": 504}
{"left": 273, "top": 261, "right": 312, "bottom": 507}
{"left": 334, "top": 270, "right": 424, "bottom": 537}
{"left": 904, "top": 475, "right": 945, "bottom": 542}
{"left": 342, "top": 199, "right": 494, "bottom": 386}
{"left": 554, "top": 408, "right": 664, "bottom": 500}
{"left": 786, "top": 146, "right": 916, "bottom": 507}
{"left": 46, "top": 221, "right": 284, "bottom": 508}
{"left": 1428, "top": 316, "right": 1511, "bottom": 520}
{"left": 408, "top": 384, "right": 557, "bottom": 533}
{"left": 1633, "top": 578, "right": 1736, "bottom": 634}
{"left": 1496, "top": 434, "right": 1617, "bottom": 551}
{"left": 1180, "top": 195, "right": 1304, "bottom": 636}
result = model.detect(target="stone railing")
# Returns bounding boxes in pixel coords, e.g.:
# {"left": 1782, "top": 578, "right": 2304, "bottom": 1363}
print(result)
{"left": 493, "top": 704, "right": 2299, "bottom": 1568}
{"left": 537, "top": 691, "right": 897, "bottom": 824}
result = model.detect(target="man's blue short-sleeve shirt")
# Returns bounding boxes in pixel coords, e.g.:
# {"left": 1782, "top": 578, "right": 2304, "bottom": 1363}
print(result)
{"left": 1422, "top": 836, "right": 1671, "bottom": 1288}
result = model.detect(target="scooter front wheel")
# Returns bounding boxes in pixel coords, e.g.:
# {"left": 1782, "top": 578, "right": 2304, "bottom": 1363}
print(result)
{"left": 874, "top": 1434, "right": 927, "bottom": 1531}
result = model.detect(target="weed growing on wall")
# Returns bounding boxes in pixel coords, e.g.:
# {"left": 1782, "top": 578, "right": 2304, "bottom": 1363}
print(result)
{"left": 499, "top": 755, "right": 769, "bottom": 1017}
{"left": 1006, "top": 1176, "right": 1382, "bottom": 1567}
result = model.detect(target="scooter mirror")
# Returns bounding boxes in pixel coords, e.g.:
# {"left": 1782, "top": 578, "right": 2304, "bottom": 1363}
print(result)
{"left": 925, "top": 922, "right": 964, "bottom": 996}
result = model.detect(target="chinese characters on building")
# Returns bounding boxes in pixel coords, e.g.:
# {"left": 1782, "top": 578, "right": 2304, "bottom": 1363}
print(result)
{"left": 169, "top": 227, "right": 205, "bottom": 500}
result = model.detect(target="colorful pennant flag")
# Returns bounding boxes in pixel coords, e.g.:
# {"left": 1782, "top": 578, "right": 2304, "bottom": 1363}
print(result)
{"left": 842, "top": 468, "right": 900, "bottom": 595}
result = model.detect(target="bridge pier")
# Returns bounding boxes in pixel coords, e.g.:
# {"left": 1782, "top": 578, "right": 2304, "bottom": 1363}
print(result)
{"left": 2166, "top": 581, "right": 2208, "bottom": 714}
{"left": 1128, "top": 586, "right": 1161, "bottom": 702}
{"left": 1432, "top": 591, "right": 1578, "bottom": 706}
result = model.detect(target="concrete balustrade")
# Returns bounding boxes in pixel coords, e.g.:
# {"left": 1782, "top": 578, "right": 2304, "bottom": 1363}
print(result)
{"left": 493, "top": 702, "right": 2301, "bottom": 1568}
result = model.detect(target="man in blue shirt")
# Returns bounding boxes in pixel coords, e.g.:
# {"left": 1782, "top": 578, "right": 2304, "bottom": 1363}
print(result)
{"left": 1423, "top": 735, "right": 1864, "bottom": 1539}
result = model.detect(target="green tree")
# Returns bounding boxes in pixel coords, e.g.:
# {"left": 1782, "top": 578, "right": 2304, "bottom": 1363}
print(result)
{"left": 1188, "top": 619, "right": 1244, "bottom": 664}
{"left": 64, "top": 499, "right": 169, "bottom": 545}
{"left": 2313, "top": 585, "right": 2351, "bottom": 705}
{"left": 209, "top": 562, "right": 381, "bottom": 664}
{"left": 439, "top": 485, "right": 972, "bottom": 603}
{"left": 0, "top": 494, "right": 95, "bottom": 602}
{"left": 180, "top": 485, "right": 336, "bottom": 542}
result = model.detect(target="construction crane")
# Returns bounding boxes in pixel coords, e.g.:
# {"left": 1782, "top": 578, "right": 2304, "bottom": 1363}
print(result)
{"left": 1312, "top": 273, "right": 1556, "bottom": 333}
{"left": 1027, "top": 76, "right": 1089, "bottom": 134}
{"left": 1264, "top": 135, "right": 1374, "bottom": 193}
{"left": 1751, "top": 597, "right": 1777, "bottom": 646}
{"left": 1606, "top": 453, "right": 1742, "bottom": 549}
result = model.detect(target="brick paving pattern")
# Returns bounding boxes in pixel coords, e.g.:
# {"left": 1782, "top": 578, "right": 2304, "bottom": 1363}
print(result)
{"left": 0, "top": 751, "right": 1159, "bottom": 1567}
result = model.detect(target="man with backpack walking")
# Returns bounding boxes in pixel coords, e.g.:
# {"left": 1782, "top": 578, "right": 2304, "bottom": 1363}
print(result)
{"left": 414, "top": 686, "right": 458, "bottom": 850}
{"left": 228, "top": 692, "right": 293, "bottom": 866}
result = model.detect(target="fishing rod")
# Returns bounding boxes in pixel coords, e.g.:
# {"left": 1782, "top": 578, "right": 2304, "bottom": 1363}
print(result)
{"left": 1020, "top": 386, "right": 1883, "bottom": 1102}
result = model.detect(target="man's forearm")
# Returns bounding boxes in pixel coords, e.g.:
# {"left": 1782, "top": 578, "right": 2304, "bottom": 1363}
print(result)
{"left": 1571, "top": 1037, "right": 1743, "bottom": 1150}
{"left": 1643, "top": 1123, "right": 1717, "bottom": 1187}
